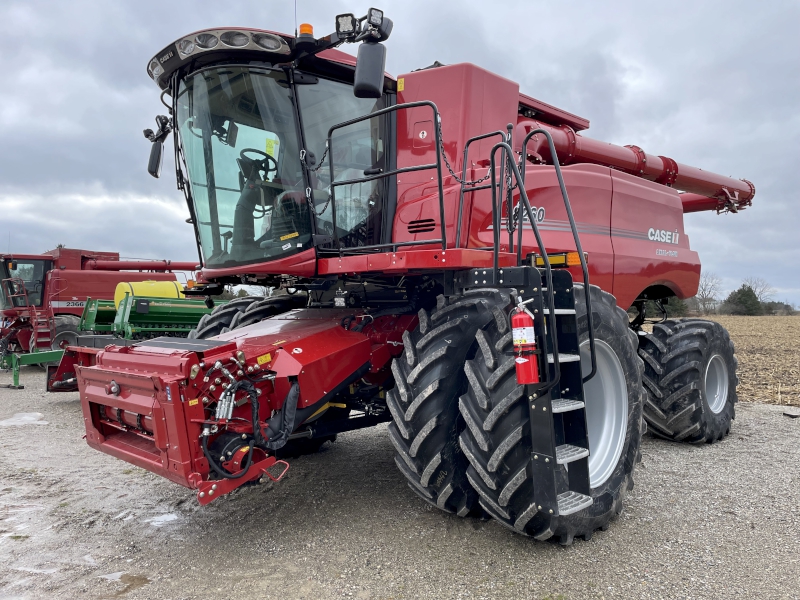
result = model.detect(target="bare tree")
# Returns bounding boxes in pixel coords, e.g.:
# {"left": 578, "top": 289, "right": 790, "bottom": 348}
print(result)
{"left": 696, "top": 272, "right": 722, "bottom": 315}
{"left": 743, "top": 276, "right": 776, "bottom": 303}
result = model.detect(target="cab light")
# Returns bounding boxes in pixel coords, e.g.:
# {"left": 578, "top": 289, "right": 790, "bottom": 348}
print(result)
{"left": 220, "top": 31, "right": 250, "bottom": 47}
{"left": 177, "top": 39, "right": 195, "bottom": 55}
{"left": 195, "top": 33, "right": 219, "bottom": 49}
{"left": 253, "top": 33, "right": 283, "bottom": 51}
{"left": 298, "top": 23, "right": 314, "bottom": 36}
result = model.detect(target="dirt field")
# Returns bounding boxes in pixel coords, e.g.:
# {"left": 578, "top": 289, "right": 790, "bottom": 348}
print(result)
{"left": 707, "top": 316, "right": 800, "bottom": 407}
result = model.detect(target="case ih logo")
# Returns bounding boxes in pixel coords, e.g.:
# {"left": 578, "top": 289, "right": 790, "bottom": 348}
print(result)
{"left": 648, "top": 228, "right": 679, "bottom": 244}
{"left": 160, "top": 50, "right": 174, "bottom": 64}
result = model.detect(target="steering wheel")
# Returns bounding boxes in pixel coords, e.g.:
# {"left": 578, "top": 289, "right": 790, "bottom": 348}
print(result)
{"left": 240, "top": 148, "right": 278, "bottom": 179}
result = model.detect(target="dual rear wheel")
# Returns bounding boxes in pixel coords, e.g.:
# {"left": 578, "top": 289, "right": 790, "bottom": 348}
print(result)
{"left": 388, "top": 285, "right": 645, "bottom": 543}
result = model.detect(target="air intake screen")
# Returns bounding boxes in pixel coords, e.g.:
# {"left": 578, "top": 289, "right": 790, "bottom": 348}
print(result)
{"left": 408, "top": 219, "right": 436, "bottom": 234}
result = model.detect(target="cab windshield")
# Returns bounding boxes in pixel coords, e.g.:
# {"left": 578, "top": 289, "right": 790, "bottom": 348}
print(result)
{"left": 176, "top": 66, "right": 387, "bottom": 269}
{"left": 1, "top": 259, "right": 49, "bottom": 308}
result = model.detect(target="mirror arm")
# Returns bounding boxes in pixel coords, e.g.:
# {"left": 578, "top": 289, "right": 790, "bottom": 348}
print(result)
{"left": 143, "top": 115, "right": 173, "bottom": 144}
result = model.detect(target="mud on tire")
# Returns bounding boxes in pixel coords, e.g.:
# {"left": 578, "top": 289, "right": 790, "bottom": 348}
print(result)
{"left": 458, "top": 283, "right": 645, "bottom": 544}
{"left": 387, "top": 289, "right": 513, "bottom": 516}
{"left": 638, "top": 319, "right": 737, "bottom": 443}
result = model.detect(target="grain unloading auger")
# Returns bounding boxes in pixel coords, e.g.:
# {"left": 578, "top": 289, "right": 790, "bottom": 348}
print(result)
{"left": 73, "top": 9, "right": 753, "bottom": 543}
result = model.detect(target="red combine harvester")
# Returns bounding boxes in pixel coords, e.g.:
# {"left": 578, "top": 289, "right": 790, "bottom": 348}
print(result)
{"left": 0, "top": 248, "right": 197, "bottom": 360}
{"left": 73, "top": 10, "right": 753, "bottom": 543}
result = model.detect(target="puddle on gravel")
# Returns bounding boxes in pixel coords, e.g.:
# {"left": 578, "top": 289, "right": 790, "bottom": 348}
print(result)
{"left": 143, "top": 513, "right": 178, "bottom": 527}
{"left": 98, "top": 572, "right": 152, "bottom": 598}
{"left": 0, "top": 412, "right": 49, "bottom": 426}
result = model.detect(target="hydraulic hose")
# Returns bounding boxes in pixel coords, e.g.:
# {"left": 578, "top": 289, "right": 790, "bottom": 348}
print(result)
{"left": 200, "top": 434, "right": 255, "bottom": 480}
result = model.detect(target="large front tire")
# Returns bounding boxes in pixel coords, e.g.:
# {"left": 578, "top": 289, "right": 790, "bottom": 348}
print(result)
{"left": 458, "top": 283, "right": 644, "bottom": 543}
{"left": 188, "top": 297, "right": 260, "bottom": 339}
{"left": 387, "top": 289, "right": 513, "bottom": 516}
{"left": 638, "top": 319, "right": 737, "bottom": 443}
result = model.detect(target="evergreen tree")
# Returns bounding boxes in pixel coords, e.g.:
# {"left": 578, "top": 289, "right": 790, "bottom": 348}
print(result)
{"left": 722, "top": 285, "right": 762, "bottom": 315}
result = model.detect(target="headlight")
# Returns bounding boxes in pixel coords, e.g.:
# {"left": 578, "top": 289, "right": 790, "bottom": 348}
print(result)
{"left": 148, "top": 59, "right": 164, "bottom": 79}
{"left": 177, "top": 39, "right": 195, "bottom": 55}
{"left": 195, "top": 33, "right": 219, "bottom": 49}
{"left": 220, "top": 31, "right": 250, "bottom": 47}
{"left": 252, "top": 33, "right": 282, "bottom": 51}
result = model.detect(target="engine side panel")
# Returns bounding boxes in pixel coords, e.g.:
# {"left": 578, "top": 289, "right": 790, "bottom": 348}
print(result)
{"left": 609, "top": 170, "right": 701, "bottom": 308}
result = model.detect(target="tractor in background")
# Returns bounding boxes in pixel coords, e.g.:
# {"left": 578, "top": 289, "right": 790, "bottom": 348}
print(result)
{"left": 70, "top": 9, "right": 751, "bottom": 544}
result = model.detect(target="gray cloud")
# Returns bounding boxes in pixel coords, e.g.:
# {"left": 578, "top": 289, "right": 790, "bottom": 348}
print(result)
{"left": 1, "top": 0, "right": 797, "bottom": 302}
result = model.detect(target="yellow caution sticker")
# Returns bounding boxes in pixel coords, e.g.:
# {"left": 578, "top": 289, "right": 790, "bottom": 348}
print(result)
{"left": 280, "top": 232, "right": 299, "bottom": 241}
{"left": 397, "top": 77, "right": 404, "bottom": 92}
{"left": 265, "top": 137, "right": 280, "bottom": 158}
{"left": 188, "top": 398, "right": 199, "bottom": 406}
{"left": 257, "top": 353, "right": 272, "bottom": 365}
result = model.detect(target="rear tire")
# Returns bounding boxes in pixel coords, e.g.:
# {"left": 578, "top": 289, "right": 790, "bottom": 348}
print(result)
{"left": 638, "top": 319, "right": 737, "bottom": 443}
{"left": 458, "top": 283, "right": 644, "bottom": 543}
{"left": 388, "top": 289, "right": 513, "bottom": 516}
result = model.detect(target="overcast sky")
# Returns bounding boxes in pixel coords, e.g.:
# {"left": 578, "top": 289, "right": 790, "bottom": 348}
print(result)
{"left": 1, "top": 0, "right": 798, "bottom": 303}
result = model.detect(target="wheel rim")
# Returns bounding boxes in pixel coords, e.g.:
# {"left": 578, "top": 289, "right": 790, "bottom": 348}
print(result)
{"left": 580, "top": 339, "right": 628, "bottom": 489}
{"left": 53, "top": 331, "right": 78, "bottom": 350}
{"left": 704, "top": 354, "right": 729, "bottom": 414}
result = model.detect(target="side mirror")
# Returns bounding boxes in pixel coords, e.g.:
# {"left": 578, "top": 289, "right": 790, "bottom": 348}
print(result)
{"left": 148, "top": 140, "right": 164, "bottom": 178}
{"left": 354, "top": 41, "right": 386, "bottom": 99}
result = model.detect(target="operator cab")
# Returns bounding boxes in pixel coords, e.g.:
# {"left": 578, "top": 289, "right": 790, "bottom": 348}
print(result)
{"left": 145, "top": 12, "right": 394, "bottom": 271}
{"left": 0, "top": 258, "right": 50, "bottom": 309}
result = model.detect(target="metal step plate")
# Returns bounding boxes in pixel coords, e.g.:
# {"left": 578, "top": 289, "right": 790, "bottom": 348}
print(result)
{"left": 555, "top": 444, "right": 590, "bottom": 464}
{"left": 547, "top": 353, "right": 581, "bottom": 363}
{"left": 557, "top": 491, "right": 593, "bottom": 516}
{"left": 551, "top": 398, "right": 585, "bottom": 413}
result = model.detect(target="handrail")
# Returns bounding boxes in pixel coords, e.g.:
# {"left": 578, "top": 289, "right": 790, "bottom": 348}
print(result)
{"left": 455, "top": 130, "right": 507, "bottom": 248}
{"left": 521, "top": 129, "right": 597, "bottom": 383}
{"left": 327, "top": 101, "right": 446, "bottom": 253}
{"left": 488, "top": 142, "right": 561, "bottom": 396}
{"left": 1, "top": 278, "right": 31, "bottom": 310}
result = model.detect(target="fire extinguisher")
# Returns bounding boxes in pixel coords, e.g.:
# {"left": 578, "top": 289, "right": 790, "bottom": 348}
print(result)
{"left": 511, "top": 303, "right": 540, "bottom": 385}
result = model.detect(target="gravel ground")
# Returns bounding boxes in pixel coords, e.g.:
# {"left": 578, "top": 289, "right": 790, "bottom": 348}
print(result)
{"left": 1, "top": 365, "right": 798, "bottom": 600}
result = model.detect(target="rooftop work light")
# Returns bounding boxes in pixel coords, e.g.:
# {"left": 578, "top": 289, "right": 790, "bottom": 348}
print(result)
{"left": 368, "top": 8, "right": 384, "bottom": 27}
{"left": 335, "top": 13, "right": 358, "bottom": 39}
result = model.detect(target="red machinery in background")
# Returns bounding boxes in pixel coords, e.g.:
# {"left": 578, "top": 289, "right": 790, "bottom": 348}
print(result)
{"left": 1, "top": 247, "right": 197, "bottom": 358}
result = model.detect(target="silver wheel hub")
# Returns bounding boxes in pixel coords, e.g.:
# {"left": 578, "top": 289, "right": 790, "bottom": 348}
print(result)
{"left": 704, "top": 354, "right": 729, "bottom": 414}
{"left": 580, "top": 339, "right": 628, "bottom": 488}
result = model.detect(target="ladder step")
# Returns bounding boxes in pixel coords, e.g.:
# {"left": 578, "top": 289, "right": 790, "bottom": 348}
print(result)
{"left": 557, "top": 491, "right": 593, "bottom": 516}
{"left": 551, "top": 398, "right": 585, "bottom": 413}
{"left": 547, "top": 353, "right": 581, "bottom": 363}
{"left": 542, "top": 308, "right": 576, "bottom": 315}
{"left": 555, "top": 444, "right": 590, "bottom": 464}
